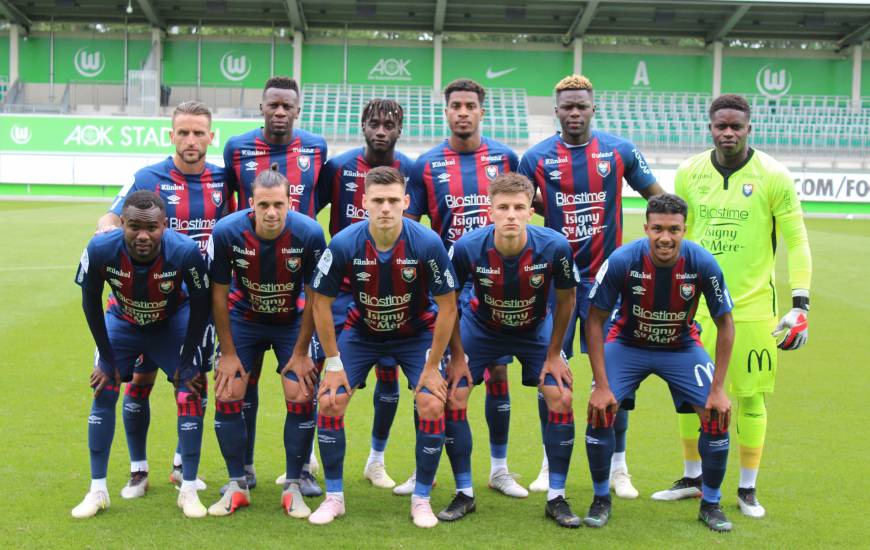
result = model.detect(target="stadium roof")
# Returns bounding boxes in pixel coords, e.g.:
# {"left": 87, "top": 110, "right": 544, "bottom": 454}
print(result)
{"left": 1, "top": 1, "right": 870, "bottom": 49}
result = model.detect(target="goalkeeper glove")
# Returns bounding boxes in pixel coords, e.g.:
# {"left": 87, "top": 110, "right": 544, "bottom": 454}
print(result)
{"left": 772, "top": 290, "right": 809, "bottom": 350}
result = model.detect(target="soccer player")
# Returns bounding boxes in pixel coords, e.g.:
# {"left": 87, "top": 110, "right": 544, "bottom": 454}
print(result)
{"left": 518, "top": 74, "right": 664, "bottom": 497}
{"left": 314, "top": 98, "right": 415, "bottom": 490}
{"left": 72, "top": 190, "right": 210, "bottom": 519}
{"left": 307, "top": 166, "right": 458, "bottom": 528}
{"left": 584, "top": 193, "right": 735, "bottom": 532}
{"left": 96, "top": 100, "right": 229, "bottom": 496}
{"left": 406, "top": 78, "right": 525, "bottom": 498}
{"left": 206, "top": 165, "right": 326, "bottom": 518}
{"left": 653, "top": 94, "right": 812, "bottom": 518}
{"left": 222, "top": 76, "right": 327, "bottom": 493}
{"left": 440, "top": 173, "right": 581, "bottom": 527}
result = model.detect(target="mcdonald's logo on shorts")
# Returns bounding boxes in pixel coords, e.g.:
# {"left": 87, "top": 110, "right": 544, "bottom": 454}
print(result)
{"left": 746, "top": 348, "right": 772, "bottom": 373}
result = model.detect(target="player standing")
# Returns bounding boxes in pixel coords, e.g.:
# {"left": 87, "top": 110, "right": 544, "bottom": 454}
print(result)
{"left": 307, "top": 166, "right": 458, "bottom": 528}
{"left": 405, "top": 78, "right": 525, "bottom": 498}
{"left": 518, "top": 74, "right": 664, "bottom": 497}
{"left": 72, "top": 190, "right": 210, "bottom": 518}
{"left": 96, "top": 101, "right": 228, "bottom": 496}
{"left": 206, "top": 165, "right": 326, "bottom": 518}
{"left": 314, "top": 99, "right": 415, "bottom": 490}
{"left": 653, "top": 94, "right": 812, "bottom": 518}
{"left": 584, "top": 194, "right": 735, "bottom": 532}
{"left": 439, "top": 173, "right": 581, "bottom": 527}
{"left": 222, "top": 76, "right": 327, "bottom": 494}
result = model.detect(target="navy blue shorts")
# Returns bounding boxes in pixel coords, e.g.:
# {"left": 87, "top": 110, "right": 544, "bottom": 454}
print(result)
{"left": 459, "top": 313, "right": 560, "bottom": 388}
{"left": 311, "top": 292, "right": 398, "bottom": 372}
{"left": 337, "top": 326, "right": 444, "bottom": 392}
{"left": 99, "top": 308, "right": 193, "bottom": 383}
{"left": 229, "top": 316, "right": 302, "bottom": 376}
{"left": 135, "top": 318, "right": 217, "bottom": 376}
{"left": 604, "top": 340, "right": 715, "bottom": 413}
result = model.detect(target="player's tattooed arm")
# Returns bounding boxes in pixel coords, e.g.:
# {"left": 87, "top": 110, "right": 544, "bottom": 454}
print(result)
{"left": 212, "top": 281, "right": 245, "bottom": 400}
{"left": 585, "top": 306, "right": 618, "bottom": 428}
{"left": 282, "top": 284, "right": 319, "bottom": 397}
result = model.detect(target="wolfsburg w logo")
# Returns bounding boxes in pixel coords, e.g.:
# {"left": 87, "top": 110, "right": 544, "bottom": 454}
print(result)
{"left": 220, "top": 52, "right": 252, "bottom": 82}
{"left": 756, "top": 64, "right": 792, "bottom": 99}
{"left": 74, "top": 48, "right": 106, "bottom": 78}
{"left": 9, "top": 125, "right": 31, "bottom": 145}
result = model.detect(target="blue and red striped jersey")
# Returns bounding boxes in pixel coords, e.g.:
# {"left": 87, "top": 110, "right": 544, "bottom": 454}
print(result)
{"left": 209, "top": 209, "right": 326, "bottom": 326}
{"left": 315, "top": 146, "right": 415, "bottom": 237}
{"left": 518, "top": 131, "right": 657, "bottom": 280}
{"left": 312, "top": 218, "right": 457, "bottom": 339}
{"left": 75, "top": 229, "right": 208, "bottom": 326}
{"left": 408, "top": 137, "right": 518, "bottom": 248}
{"left": 451, "top": 224, "right": 578, "bottom": 333}
{"left": 589, "top": 238, "right": 733, "bottom": 349}
{"left": 223, "top": 128, "right": 327, "bottom": 217}
{"left": 110, "top": 156, "right": 230, "bottom": 257}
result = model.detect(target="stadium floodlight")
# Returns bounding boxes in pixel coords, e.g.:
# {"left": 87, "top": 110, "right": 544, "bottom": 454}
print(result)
{"left": 126, "top": 0, "right": 133, "bottom": 14}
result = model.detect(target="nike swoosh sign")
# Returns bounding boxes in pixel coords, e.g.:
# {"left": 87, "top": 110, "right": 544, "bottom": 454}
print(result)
{"left": 486, "top": 67, "right": 518, "bottom": 79}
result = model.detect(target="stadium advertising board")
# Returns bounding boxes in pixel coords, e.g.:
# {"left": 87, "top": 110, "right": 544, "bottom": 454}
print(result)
{"left": 18, "top": 37, "right": 150, "bottom": 83}
{"left": 302, "top": 44, "right": 343, "bottom": 84}
{"left": 348, "top": 46, "right": 433, "bottom": 86}
{"left": 164, "top": 40, "right": 294, "bottom": 86}
{"left": 583, "top": 53, "right": 711, "bottom": 93}
{"left": 722, "top": 56, "right": 852, "bottom": 97}
{"left": 0, "top": 114, "right": 254, "bottom": 154}
{"left": 0, "top": 34, "right": 9, "bottom": 78}
{"left": 442, "top": 48, "right": 572, "bottom": 96}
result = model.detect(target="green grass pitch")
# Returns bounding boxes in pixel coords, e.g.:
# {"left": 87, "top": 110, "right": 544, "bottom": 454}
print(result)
{"left": 1, "top": 200, "right": 868, "bottom": 549}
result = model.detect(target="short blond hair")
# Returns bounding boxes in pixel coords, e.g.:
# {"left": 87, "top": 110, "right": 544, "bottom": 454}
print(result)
{"left": 555, "top": 75, "right": 593, "bottom": 94}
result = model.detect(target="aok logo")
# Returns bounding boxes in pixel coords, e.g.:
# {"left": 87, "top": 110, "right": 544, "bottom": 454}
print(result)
{"left": 74, "top": 48, "right": 106, "bottom": 78}
{"left": 755, "top": 64, "right": 792, "bottom": 98}
{"left": 220, "top": 52, "right": 252, "bottom": 82}
{"left": 368, "top": 58, "right": 412, "bottom": 81}
{"left": 9, "top": 125, "right": 31, "bottom": 145}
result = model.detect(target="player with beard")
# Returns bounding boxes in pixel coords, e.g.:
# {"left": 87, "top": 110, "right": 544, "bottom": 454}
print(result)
{"left": 519, "top": 75, "right": 664, "bottom": 498}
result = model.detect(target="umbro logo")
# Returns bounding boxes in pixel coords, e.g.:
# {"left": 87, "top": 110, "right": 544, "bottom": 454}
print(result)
{"left": 437, "top": 173, "right": 450, "bottom": 184}
{"left": 245, "top": 161, "right": 258, "bottom": 171}
{"left": 632, "top": 285, "right": 646, "bottom": 296}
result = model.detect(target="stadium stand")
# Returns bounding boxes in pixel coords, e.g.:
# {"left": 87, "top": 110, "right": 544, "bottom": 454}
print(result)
{"left": 298, "top": 83, "right": 529, "bottom": 145}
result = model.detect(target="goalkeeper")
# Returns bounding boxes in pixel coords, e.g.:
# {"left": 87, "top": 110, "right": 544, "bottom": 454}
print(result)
{"left": 652, "top": 94, "right": 812, "bottom": 519}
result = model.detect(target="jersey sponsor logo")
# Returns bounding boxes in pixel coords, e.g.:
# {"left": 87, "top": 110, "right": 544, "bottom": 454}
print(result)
{"left": 632, "top": 148, "right": 651, "bottom": 175}
{"left": 708, "top": 275, "right": 725, "bottom": 304}
{"left": 631, "top": 304, "right": 687, "bottom": 322}
{"left": 680, "top": 283, "right": 695, "bottom": 301}
{"left": 346, "top": 203, "right": 367, "bottom": 220}
{"left": 396, "top": 258, "right": 418, "bottom": 265}
{"left": 353, "top": 258, "right": 376, "bottom": 266}
{"left": 427, "top": 259, "right": 443, "bottom": 286}
{"left": 591, "top": 151, "right": 613, "bottom": 159}
{"left": 160, "top": 184, "right": 184, "bottom": 191}
{"left": 524, "top": 262, "right": 549, "bottom": 272}
{"left": 630, "top": 270, "right": 651, "bottom": 279}
{"left": 431, "top": 159, "right": 456, "bottom": 169}
{"left": 572, "top": 264, "right": 581, "bottom": 283}
{"left": 401, "top": 267, "right": 417, "bottom": 282}
{"left": 698, "top": 204, "right": 749, "bottom": 221}
{"left": 297, "top": 155, "right": 311, "bottom": 172}
{"left": 596, "top": 160, "right": 611, "bottom": 178}
{"left": 634, "top": 321, "right": 678, "bottom": 343}
{"left": 675, "top": 273, "right": 697, "bottom": 280}
{"left": 480, "top": 154, "right": 504, "bottom": 163}
{"left": 445, "top": 194, "right": 490, "bottom": 209}
{"left": 484, "top": 295, "right": 536, "bottom": 309}
{"left": 170, "top": 219, "right": 217, "bottom": 233}
{"left": 245, "top": 160, "right": 258, "bottom": 171}
{"left": 79, "top": 248, "right": 90, "bottom": 274}
{"left": 561, "top": 204, "right": 605, "bottom": 243}
{"left": 476, "top": 266, "right": 500, "bottom": 275}
{"left": 544, "top": 156, "right": 568, "bottom": 166}
{"left": 530, "top": 274, "right": 544, "bottom": 288}
{"left": 282, "top": 247, "right": 305, "bottom": 254}
{"left": 445, "top": 269, "right": 455, "bottom": 288}
{"left": 233, "top": 245, "right": 256, "bottom": 256}
{"left": 188, "top": 267, "right": 204, "bottom": 290}
{"left": 106, "top": 265, "right": 131, "bottom": 278}
{"left": 747, "top": 348, "right": 773, "bottom": 372}
{"left": 286, "top": 257, "right": 301, "bottom": 272}
{"left": 241, "top": 149, "right": 269, "bottom": 157}
{"left": 743, "top": 183, "right": 754, "bottom": 197}
{"left": 241, "top": 276, "right": 295, "bottom": 294}
{"left": 359, "top": 292, "right": 412, "bottom": 307}
{"left": 342, "top": 169, "right": 366, "bottom": 179}
{"left": 485, "top": 165, "right": 498, "bottom": 180}
{"left": 554, "top": 191, "right": 607, "bottom": 206}
{"left": 153, "top": 270, "right": 178, "bottom": 279}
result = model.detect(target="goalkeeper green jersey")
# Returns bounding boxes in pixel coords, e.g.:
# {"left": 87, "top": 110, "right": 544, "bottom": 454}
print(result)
{"left": 674, "top": 148, "right": 811, "bottom": 322}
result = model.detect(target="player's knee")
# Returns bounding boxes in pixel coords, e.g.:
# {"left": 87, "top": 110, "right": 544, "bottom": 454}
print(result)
{"left": 281, "top": 377, "right": 309, "bottom": 402}
{"left": 131, "top": 370, "right": 158, "bottom": 386}
{"left": 220, "top": 377, "right": 247, "bottom": 402}
{"left": 317, "top": 393, "right": 349, "bottom": 417}
{"left": 486, "top": 364, "right": 508, "bottom": 382}
{"left": 446, "top": 387, "right": 470, "bottom": 411}
{"left": 415, "top": 392, "right": 444, "bottom": 420}
{"left": 176, "top": 390, "right": 203, "bottom": 417}
{"left": 738, "top": 393, "right": 766, "bottom": 416}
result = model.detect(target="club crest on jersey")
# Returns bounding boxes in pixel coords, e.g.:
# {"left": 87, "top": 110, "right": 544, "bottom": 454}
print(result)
{"left": 297, "top": 155, "right": 311, "bottom": 172}
{"left": 211, "top": 191, "right": 223, "bottom": 206}
{"left": 680, "top": 283, "right": 695, "bottom": 301}
{"left": 485, "top": 165, "right": 498, "bottom": 180}
{"left": 742, "top": 183, "right": 754, "bottom": 197}
{"left": 401, "top": 267, "right": 417, "bottom": 282}
{"left": 596, "top": 160, "right": 611, "bottom": 178}
{"left": 530, "top": 274, "right": 544, "bottom": 288}
{"left": 159, "top": 280, "right": 175, "bottom": 294}
{"left": 286, "top": 257, "right": 301, "bottom": 272}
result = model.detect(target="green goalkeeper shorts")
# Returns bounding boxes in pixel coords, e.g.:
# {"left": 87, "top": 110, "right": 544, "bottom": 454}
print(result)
{"left": 696, "top": 314, "right": 778, "bottom": 397}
